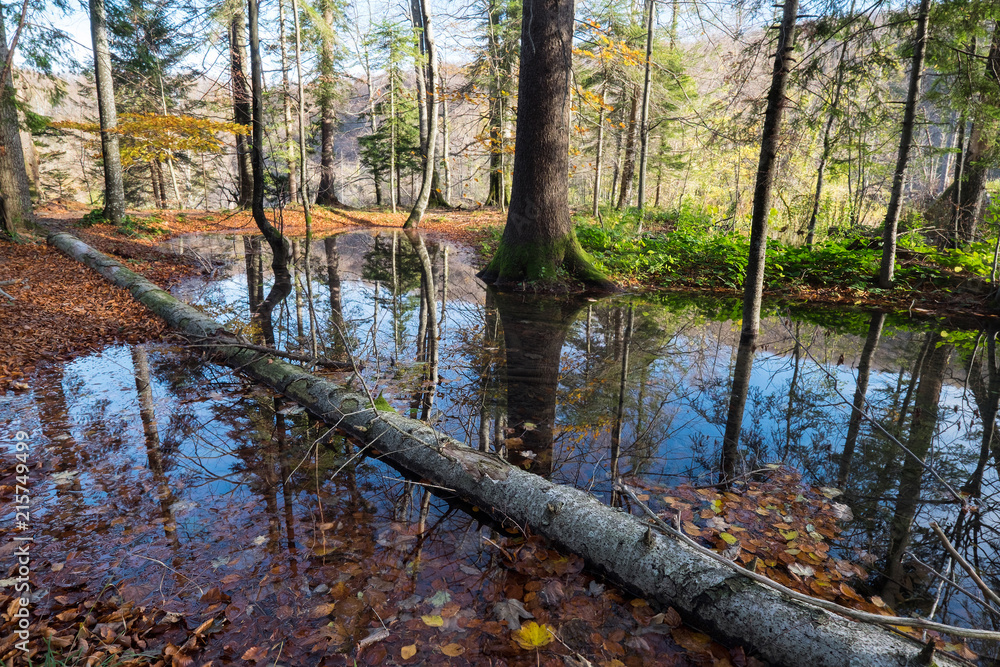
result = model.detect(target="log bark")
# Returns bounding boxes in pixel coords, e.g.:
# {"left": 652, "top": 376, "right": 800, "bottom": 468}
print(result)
{"left": 47, "top": 229, "right": 972, "bottom": 667}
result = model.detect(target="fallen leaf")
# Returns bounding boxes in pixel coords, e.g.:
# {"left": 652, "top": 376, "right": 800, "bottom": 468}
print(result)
{"left": 421, "top": 615, "right": 444, "bottom": 627}
{"left": 512, "top": 621, "right": 554, "bottom": 650}
{"left": 441, "top": 643, "right": 465, "bottom": 656}
{"left": 401, "top": 644, "right": 417, "bottom": 659}
{"left": 494, "top": 598, "right": 534, "bottom": 629}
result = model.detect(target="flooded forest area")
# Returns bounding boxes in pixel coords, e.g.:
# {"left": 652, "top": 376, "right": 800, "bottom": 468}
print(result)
{"left": 3, "top": 0, "right": 1000, "bottom": 665}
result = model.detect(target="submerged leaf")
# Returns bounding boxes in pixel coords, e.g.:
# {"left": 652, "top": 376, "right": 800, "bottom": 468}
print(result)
{"left": 512, "top": 621, "right": 554, "bottom": 650}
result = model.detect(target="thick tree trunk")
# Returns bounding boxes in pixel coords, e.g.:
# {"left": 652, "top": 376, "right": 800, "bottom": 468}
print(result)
{"left": 592, "top": 84, "right": 607, "bottom": 218}
{"left": 230, "top": 11, "right": 253, "bottom": 209}
{"left": 478, "top": 0, "right": 612, "bottom": 289}
{"left": 403, "top": 0, "right": 439, "bottom": 228}
{"left": 0, "top": 13, "right": 31, "bottom": 235}
{"left": 878, "top": 0, "right": 930, "bottom": 288}
{"left": 290, "top": 0, "right": 313, "bottom": 230}
{"left": 315, "top": 0, "right": 342, "bottom": 207}
{"left": 89, "top": 0, "right": 125, "bottom": 225}
{"left": 49, "top": 229, "right": 970, "bottom": 667}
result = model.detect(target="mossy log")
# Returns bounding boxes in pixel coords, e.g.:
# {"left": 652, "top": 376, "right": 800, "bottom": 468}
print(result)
{"left": 48, "top": 230, "right": 968, "bottom": 667}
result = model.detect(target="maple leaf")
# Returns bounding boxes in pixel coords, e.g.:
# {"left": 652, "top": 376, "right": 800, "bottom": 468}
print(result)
{"left": 512, "top": 621, "right": 554, "bottom": 650}
{"left": 494, "top": 598, "right": 534, "bottom": 629}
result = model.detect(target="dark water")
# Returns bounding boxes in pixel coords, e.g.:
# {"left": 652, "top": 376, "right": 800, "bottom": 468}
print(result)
{"left": 3, "top": 229, "right": 999, "bottom": 663}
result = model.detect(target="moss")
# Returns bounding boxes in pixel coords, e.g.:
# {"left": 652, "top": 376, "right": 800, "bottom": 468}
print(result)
{"left": 479, "top": 231, "right": 615, "bottom": 292}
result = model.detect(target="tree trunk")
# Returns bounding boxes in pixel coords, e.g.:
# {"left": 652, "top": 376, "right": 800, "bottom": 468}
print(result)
{"left": 440, "top": 66, "right": 452, "bottom": 205}
{"left": 314, "top": 0, "right": 342, "bottom": 207}
{"left": 636, "top": 0, "right": 654, "bottom": 214}
{"left": 592, "top": 84, "right": 607, "bottom": 218}
{"left": 878, "top": 0, "right": 930, "bottom": 288}
{"left": 291, "top": 0, "right": 313, "bottom": 230}
{"left": 247, "top": 0, "right": 291, "bottom": 285}
{"left": 49, "top": 229, "right": 969, "bottom": 667}
{"left": 741, "top": 0, "right": 799, "bottom": 340}
{"left": 478, "top": 0, "right": 612, "bottom": 289}
{"left": 0, "top": 13, "right": 31, "bottom": 235}
{"left": 230, "top": 11, "right": 253, "bottom": 209}
{"left": 149, "top": 161, "right": 161, "bottom": 208}
{"left": 277, "top": 0, "right": 297, "bottom": 205}
{"left": 616, "top": 87, "right": 639, "bottom": 210}
{"left": 403, "top": 0, "right": 438, "bottom": 228}
{"left": 89, "top": 0, "right": 125, "bottom": 225}
{"left": 806, "top": 12, "right": 852, "bottom": 248}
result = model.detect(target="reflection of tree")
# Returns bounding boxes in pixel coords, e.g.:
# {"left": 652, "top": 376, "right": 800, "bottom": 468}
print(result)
{"left": 838, "top": 312, "right": 885, "bottom": 487}
{"left": 610, "top": 306, "right": 634, "bottom": 506}
{"left": 324, "top": 235, "right": 350, "bottom": 359}
{"left": 964, "top": 326, "right": 1000, "bottom": 495}
{"left": 720, "top": 338, "right": 756, "bottom": 483}
{"left": 882, "top": 332, "right": 951, "bottom": 607}
{"left": 492, "top": 290, "right": 586, "bottom": 476}
{"left": 131, "top": 346, "right": 179, "bottom": 546}
{"left": 405, "top": 229, "right": 439, "bottom": 420}
{"left": 243, "top": 234, "right": 292, "bottom": 346}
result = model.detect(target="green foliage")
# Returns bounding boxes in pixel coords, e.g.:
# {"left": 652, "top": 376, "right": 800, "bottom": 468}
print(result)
{"left": 75, "top": 209, "right": 166, "bottom": 238}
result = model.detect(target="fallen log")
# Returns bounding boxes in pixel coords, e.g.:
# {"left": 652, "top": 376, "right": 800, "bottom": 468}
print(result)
{"left": 48, "top": 230, "right": 972, "bottom": 667}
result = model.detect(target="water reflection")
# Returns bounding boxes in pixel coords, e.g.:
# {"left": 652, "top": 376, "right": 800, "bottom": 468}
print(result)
{"left": 159, "top": 230, "right": 1000, "bottom": 649}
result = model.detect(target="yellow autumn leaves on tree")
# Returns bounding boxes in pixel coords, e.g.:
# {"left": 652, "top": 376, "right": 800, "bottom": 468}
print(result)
{"left": 53, "top": 114, "right": 249, "bottom": 168}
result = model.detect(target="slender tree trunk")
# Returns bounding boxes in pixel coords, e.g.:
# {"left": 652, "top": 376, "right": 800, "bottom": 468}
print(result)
{"left": 155, "top": 161, "right": 168, "bottom": 209}
{"left": 440, "top": 66, "right": 452, "bottom": 204}
{"left": 806, "top": 15, "right": 852, "bottom": 248}
{"left": 149, "top": 162, "right": 161, "bottom": 209}
{"left": 277, "top": 0, "right": 297, "bottom": 205}
{"left": 291, "top": 0, "right": 312, "bottom": 231}
{"left": 315, "top": 0, "right": 342, "bottom": 206}
{"left": 390, "top": 79, "right": 397, "bottom": 213}
{"left": 230, "top": 11, "right": 253, "bottom": 209}
{"left": 636, "top": 0, "right": 655, "bottom": 215}
{"left": 248, "top": 0, "right": 291, "bottom": 285}
{"left": 592, "top": 83, "right": 607, "bottom": 218}
{"left": 89, "top": 0, "right": 125, "bottom": 225}
{"left": 878, "top": 0, "right": 930, "bottom": 288}
{"left": 403, "top": 0, "right": 439, "bottom": 227}
{"left": 616, "top": 87, "right": 639, "bottom": 210}
{"left": 741, "top": 0, "right": 799, "bottom": 341}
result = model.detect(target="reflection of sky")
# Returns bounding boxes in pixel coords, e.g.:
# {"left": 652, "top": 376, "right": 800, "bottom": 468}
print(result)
{"left": 165, "top": 232, "right": 987, "bottom": 501}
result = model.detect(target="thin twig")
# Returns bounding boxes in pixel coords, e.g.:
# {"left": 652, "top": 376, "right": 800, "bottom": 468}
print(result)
{"left": 930, "top": 521, "right": 1000, "bottom": 610}
{"left": 188, "top": 339, "right": 355, "bottom": 370}
{"left": 0, "top": 287, "right": 14, "bottom": 301}
{"left": 778, "top": 317, "right": 966, "bottom": 507}
{"left": 618, "top": 482, "right": 1000, "bottom": 642}
{"left": 908, "top": 553, "right": 1000, "bottom": 621}
{"left": 135, "top": 555, "right": 205, "bottom": 596}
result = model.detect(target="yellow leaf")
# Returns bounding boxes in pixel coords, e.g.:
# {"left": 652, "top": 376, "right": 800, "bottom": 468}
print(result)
{"left": 780, "top": 529, "right": 799, "bottom": 541}
{"left": 401, "top": 644, "right": 417, "bottom": 659}
{"left": 512, "top": 621, "right": 554, "bottom": 650}
{"left": 421, "top": 615, "right": 444, "bottom": 627}
{"left": 720, "top": 532, "right": 738, "bottom": 545}
{"left": 441, "top": 643, "right": 465, "bottom": 656}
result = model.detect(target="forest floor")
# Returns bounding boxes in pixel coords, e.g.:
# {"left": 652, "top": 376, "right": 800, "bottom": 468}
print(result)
{"left": 2, "top": 202, "right": 997, "bottom": 393}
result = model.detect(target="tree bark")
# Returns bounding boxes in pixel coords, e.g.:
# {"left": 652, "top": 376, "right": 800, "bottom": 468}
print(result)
{"left": 878, "top": 0, "right": 930, "bottom": 288}
{"left": 89, "top": 0, "right": 125, "bottom": 225}
{"left": 636, "top": 0, "right": 655, "bottom": 214}
{"left": 247, "top": 0, "right": 291, "bottom": 284}
{"left": 592, "top": 84, "right": 607, "bottom": 218}
{"left": 49, "top": 229, "right": 969, "bottom": 667}
{"left": 230, "top": 10, "right": 253, "bottom": 209}
{"left": 741, "top": 0, "right": 799, "bottom": 340}
{"left": 0, "top": 12, "right": 31, "bottom": 235}
{"left": 314, "top": 0, "right": 342, "bottom": 207}
{"left": 616, "top": 87, "right": 639, "bottom": 210}
{"left": 277, "top": 0, "right": 298, "bottom": 205}
{"left": 478, "top": 0, "right": 612, "bottom": 289}
{"left": 403, "top": 0, "right": 439, "bottom": 228}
